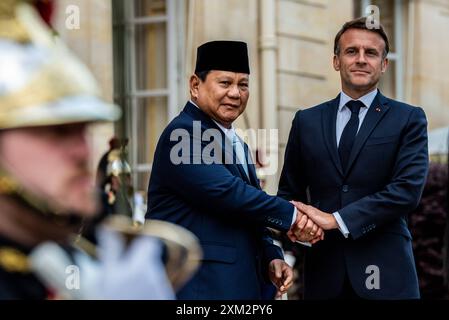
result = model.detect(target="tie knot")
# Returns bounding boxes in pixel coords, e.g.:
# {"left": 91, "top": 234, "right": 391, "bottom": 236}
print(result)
{"left": 346, "top": 100, "right": 363, "bottom": 114}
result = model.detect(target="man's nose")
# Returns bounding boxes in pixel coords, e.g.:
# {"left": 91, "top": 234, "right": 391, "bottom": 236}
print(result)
{"left": 356, "top": 51, "right": 367, "bottom": 64}
{"left": 69, "top": 129, "right": 90, "bottom": 162}
{"left": 227, "top": 84, "right": 240, "bottom": 99}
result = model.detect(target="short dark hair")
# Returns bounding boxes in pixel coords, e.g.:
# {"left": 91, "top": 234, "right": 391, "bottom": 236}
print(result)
{"left": 334, "top": 17, "right": 390, "bottom": 58}
{"left": 195, "top": 70, "right": 210, "bottom": 82}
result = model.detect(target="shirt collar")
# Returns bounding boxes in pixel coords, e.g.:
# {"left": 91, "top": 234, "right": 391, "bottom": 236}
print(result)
{"left": 338, "top": 88, "right": 378, "bottom": 112}
{"left": 189, "top": 100, "right": 236, "bottom": 139}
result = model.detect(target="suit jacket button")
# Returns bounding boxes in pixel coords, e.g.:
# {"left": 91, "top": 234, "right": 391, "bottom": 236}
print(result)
{"left": 342, "top": 185, "right": 349, "bottom": 193}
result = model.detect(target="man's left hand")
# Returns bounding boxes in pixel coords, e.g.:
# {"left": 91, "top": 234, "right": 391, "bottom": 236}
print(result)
{"left": 268, "top": 259, "right": 293, "bottom": 297}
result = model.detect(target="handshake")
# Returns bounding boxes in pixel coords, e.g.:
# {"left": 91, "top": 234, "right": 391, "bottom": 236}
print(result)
{"left": 287, "top": 201, "right": 339, "bottom": 245}
{"left": 268, "top": 201, "right": 340, "bottom": 295}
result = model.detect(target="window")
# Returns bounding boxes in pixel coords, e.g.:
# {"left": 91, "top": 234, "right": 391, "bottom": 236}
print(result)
{"left": 112, "top": 0, "right": 185, "bottom": 195}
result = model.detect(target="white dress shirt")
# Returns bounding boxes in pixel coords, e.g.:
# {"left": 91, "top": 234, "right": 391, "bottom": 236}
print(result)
{"left": 332, "top": 89, "right": 378, "bottom": 238}
{"left": 211, "top": 118, "right": 249, "bottom": 178}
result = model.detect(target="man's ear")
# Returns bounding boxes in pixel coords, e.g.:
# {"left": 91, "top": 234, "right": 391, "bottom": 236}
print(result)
{"left": 381, "top": 57, "right": 389, "bottom": 73}
{"left": 189, "top": 74, "right": 200, "bottom": 100}
{"left": 333, "top": 55, "right": 340, "bottom": 71}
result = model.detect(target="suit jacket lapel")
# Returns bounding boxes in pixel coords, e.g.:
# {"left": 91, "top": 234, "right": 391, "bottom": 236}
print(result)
{"left": 322, "top": 95, "right": 344, "bottom": 177}
{"left": 184, "top": 102, "right": 219, "bottom": 130}
{"left": 345, "top": 92, "right": 390, "bottom": 174}
{"left": 235, "top": 162, "right": 251, "bottom": 184}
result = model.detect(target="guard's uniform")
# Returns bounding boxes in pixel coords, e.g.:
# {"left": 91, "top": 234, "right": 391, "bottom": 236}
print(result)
{"left": 0, "top": 236, "right": 48, "bottom": 299}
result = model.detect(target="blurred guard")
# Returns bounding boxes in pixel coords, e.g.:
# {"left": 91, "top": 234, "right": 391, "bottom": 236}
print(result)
{"left": 83, "top": 150, "right": 133, "bottom": 244}
{"left": 96, "top": 137, "right": 128, "bottom": 189}
{"left": 103, "top": 150, "right": 133, "bottom": 214}
{"left": 0, "top": 0, "right": 194, "bottom": 299}
{"left": 0, "top": 0, "right": 120, "bottom": 299}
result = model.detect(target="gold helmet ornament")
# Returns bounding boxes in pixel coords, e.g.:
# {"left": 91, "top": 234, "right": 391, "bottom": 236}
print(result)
{"left": 0, "top": 0, "right": 121, "bottom": 129}
{"left": 106, "top": 150, "right": 132, "bottom": 178}
{"left": 0, "top": 0, "right": 120, "bottom": 210}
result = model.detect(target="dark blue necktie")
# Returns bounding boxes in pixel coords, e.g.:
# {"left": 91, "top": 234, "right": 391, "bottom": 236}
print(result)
{"left": 338, "top": 100, "right": 363, "bottom": 172}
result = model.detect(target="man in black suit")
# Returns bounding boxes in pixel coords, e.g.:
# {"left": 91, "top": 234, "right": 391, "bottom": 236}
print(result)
{"left": 278, "top": 17, "right": 429, "bottom": 299}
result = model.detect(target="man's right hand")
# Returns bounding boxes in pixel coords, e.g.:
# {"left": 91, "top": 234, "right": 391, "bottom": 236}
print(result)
{"left": 287, "top": 204, "right": 324, "bottom": 244}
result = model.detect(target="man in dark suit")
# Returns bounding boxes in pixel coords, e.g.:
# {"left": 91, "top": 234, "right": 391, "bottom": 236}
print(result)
{"left": 147, "top": 41, "right": 323, "bottom": 299}
{"left": 278, "top": 17, "right": 429, "bottom": 299}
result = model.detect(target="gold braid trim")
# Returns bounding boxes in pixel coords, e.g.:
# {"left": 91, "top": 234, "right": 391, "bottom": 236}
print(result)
{"left": 0, "top": 171, "right": 58, "bottom": 218}
{"left": 0, "top": 1, "right": 33, "bottom": 42}
{"left": 0, "top": 247, "right": 30, "bottom": 273}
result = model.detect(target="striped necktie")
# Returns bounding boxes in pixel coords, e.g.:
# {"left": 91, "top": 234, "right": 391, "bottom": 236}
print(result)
{"left": 232, "top": 134, "right": 249, "bottom": 178}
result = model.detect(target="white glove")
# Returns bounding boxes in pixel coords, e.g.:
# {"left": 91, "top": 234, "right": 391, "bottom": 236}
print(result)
{"left": 95, "top": 226, "right": 175, "bottom": 300}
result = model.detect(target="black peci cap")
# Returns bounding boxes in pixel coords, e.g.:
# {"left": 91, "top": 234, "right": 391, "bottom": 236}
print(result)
{"left": 194, "top": 40, "right": 250, "bottom": 74}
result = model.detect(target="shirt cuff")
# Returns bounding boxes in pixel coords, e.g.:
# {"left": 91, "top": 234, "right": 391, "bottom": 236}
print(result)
{"left": 333, "top": 211, "right": 350, "bottom": 238}
{"left": 291, "top": 207, "right": 297, "bottom": 226}
{"left": 295, "top": 240, "right": 312, "bottom": 247}
{"left": 291, "top": 208, "right": 311, "bottom": 246}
